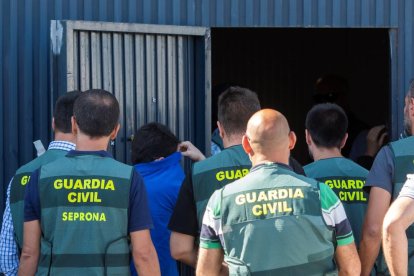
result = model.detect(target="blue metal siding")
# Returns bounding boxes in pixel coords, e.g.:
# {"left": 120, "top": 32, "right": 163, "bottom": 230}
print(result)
{"left": 0, "top": 0, "right": 412, "bottom": 215}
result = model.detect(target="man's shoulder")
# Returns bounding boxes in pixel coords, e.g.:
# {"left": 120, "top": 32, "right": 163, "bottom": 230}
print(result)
{"left": 305, "top": 158, "right": 368, "bottom": 178}
{"left": 340, "top": 158, "right": 369, "bottom": 174}
{"left": 40, "top": 153, "right": 134, "bottom": 179}
{"left": 194, "top": 145, "right": 250, "bottom": 173}
{"left": 15, "top": 150, "right": 67, "bottom": 175}
{"left": 389, "top": 136, "right": 414, "bottom": 155}
{"left": 303, "top": 161, "right": 316, "bottom": 173}
{"left": 222, "top": 165, "right": 318, "bottom": 194}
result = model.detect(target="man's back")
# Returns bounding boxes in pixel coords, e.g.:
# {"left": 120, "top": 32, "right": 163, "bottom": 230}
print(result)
{"left": 26, "top": 151, "right": 136, "bottom": 275}
{"left": 133, "top": 152, "right": 184, "bottom": 276}
{"left": 304, "top": 157, "right": 368, "bottom": 245}
{"left": 201, "top": 163, "right": 352, "bottom": 275}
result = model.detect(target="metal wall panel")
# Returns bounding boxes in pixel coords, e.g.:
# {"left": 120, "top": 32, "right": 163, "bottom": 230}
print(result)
{"left": 0, "top": 0, "right": 413, "bottom": 217}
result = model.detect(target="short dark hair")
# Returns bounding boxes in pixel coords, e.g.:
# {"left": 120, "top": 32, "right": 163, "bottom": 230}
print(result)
{"left": 73, "top": 89, "right": 120, "bottom": 137}
{"left": 131, "top": 123, "right": 179, "bottom": 164}
{"left": 53, "top": 90, "right": 82, "bottom": 133}
{"left": 305, "top": 103, "right": 348, "bottom": 148}
{"left": 217, "top": 86, "right": 261, "bottom": 136}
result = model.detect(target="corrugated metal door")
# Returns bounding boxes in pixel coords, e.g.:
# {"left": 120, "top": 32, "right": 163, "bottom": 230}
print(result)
{"left": 50, "top": 20, "right": 211, "bottom": 164}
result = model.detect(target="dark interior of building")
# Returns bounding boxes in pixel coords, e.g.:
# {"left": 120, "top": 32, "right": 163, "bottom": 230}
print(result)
{"left": 211, "top": 28, "right": 390, "bottom": 165}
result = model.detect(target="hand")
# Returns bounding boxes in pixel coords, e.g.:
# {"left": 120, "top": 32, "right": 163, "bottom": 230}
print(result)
{"left": 178, "top": 141, "right": 206, "bottom": 162}
{"left": 365, "top": 125, "right": 388, "bottom": 157}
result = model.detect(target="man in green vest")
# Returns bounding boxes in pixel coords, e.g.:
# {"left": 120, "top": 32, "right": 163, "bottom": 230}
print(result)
{"left": 360, "top": 80, "right": 414, "bottom": 276}
{"left": 18, "top": 89, "right": 160, "bottom": 276}
{"left": 197, "top": 109, "right": 360, "bottom": 275}
{"left": 0, "top": 91, "right": 80, "bottom": 276}
{"left": 168, "top": 86, "right": 261, "bottom": 270}
{"left": 381, "top": 84, "right": 414, "bottom": 275}
{"left": 304, "top": 103, "right": 369, "bottom": 246}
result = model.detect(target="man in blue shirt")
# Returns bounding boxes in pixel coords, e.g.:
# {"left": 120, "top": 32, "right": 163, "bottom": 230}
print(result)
{"left": 130, "top": 122, "right": 204, "bottom": 276}
{"left": 0, "top": 91, "right": 81, "bottom": 276}
{"left": 19, "top": 89, "right": 160, "bottom": 275}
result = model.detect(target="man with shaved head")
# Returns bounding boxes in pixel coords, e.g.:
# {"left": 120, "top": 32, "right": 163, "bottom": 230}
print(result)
{"left": 197, "top": 109, "right": 361, "bottom": 275}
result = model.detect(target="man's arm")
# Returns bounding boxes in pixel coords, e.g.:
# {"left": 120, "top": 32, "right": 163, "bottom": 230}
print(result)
{"left": 359, "top": 187, "right": 391, "bottom": 276}
{"left": 170, "top": 232, "right": 197, "bottom": 267}
{"left": 178, "top": 141, "right": 206, "bottom": 161}
{"left": 196, "top": 248, "right": 223, "bottom": 276}
{"left": 383, "top": 196, "right": 414, "bottom": 275}
{"left": 17, "top": 220, "right": 41, "bottom": 276}
{"left": 130, "top": 230, "right": 160, "bottom": 276}
{"left": 335, "top": 243, "right": 361, "bottom": 276}
{"left": 168, "top": 177, "right": 199, "bottom": 266}
{"left": 0, "top": 180, "right": 19, "bottom": 275}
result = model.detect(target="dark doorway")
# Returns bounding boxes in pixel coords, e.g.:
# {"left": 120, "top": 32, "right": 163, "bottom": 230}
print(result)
{"left": 211, "top": 28, "right": 390, "bottom": 165}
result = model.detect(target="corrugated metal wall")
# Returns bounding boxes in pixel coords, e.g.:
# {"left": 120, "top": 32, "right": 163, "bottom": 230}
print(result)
{"left": 51, "top": 20, "right": 210, "bottom": 164}
{"left": 0, "top": 0, "right": 412, "bottom": 215}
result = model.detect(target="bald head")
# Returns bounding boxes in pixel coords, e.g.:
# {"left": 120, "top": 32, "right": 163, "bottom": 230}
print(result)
{"left": 244, "top": 109, "right": 295, "bottom": 164}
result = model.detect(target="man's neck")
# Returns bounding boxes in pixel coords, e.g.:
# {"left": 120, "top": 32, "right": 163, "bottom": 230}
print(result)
{"left": 222, "top": 133, "right": 244, "bottom": 148}
{"left": 311, "top": 147, "right": 342, "bottom": 161}
{"left": 251, "top": 150, "right": 290, "bottom": 167}
{"left": 54, "top": 132, "right": 75, "bottom": 144}
{"left": 75, "top": 133, "right": 110, "bottom": 151}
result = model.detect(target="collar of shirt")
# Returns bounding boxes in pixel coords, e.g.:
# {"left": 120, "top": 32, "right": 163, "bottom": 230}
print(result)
{"left": 66, "top": 150, "right": 113, "bottom": 158}
{"left": 48, "top": 140, "right": 76, "bottom": 151}
{"left": 134, "top": 151, "right": 182, "bottom": 173}
{"left": 250, "top": 162, "right": 293, "bottom": 173}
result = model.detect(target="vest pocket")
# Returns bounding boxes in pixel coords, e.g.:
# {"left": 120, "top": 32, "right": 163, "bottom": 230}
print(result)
{"left": 104, "top": 236, "right": 130, "bottom": 276}
{"left": 38, "top": 238, "right": 53, "bottom": 276}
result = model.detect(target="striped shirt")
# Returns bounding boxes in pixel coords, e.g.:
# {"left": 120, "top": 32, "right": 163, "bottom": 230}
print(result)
{"left": 200, "top": 180, "right": 354, "bottom": 250}
{"left": 0, "top": 141, "right": 75, "bottom": 275}
{"left": 399, "top": 174, "right": 414, "bottom": 199}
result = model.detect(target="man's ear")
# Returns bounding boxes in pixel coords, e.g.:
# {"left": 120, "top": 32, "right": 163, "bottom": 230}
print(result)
{"left": 340, "top": 133, "right": 348, "bottom": 149}
{"left": 410, "top": 97, "right": 414, "bottom": 116}
{"left": 110, "top": 123, "right": 121, "bottom": 140}
{"left": 217, "top": 121, "right": 225, "bottom": 139}
{"left": 305, "top": 129, "right": 313, "bottom": 146}
{"left": 242, "top": 135, "right": 253, "bottom": 155}
{"left": 288, "top": 131, "right": 297, "bottom": 150}
{"left": 52, "top": 118, "right": 56, "bottom": 131}
{"left": 71, "top": 116, "right": 77, "bottom": 135}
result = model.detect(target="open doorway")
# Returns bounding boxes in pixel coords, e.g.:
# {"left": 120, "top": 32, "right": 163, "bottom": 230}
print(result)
{"left": 211, "top": 28, "right": 390, "bottom": 165}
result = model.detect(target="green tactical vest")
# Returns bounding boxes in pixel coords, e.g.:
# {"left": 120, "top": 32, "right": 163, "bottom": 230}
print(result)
{"left": 387, "top": 136, "right": 414, "bottom": 275}
{"left": 304, "top": 157, "right": 368, "bottom": 246}
{"left": 36, "top": 153, "right": 133, "bottom": 276}
{"left": 192, "top": 145, "right": 251, "bottom": 229}
{"left": 221, "top": 164, "right": 336, "bottom": 275}
{"left": 10, "top": 149, "right": 68, "bottom": 252}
